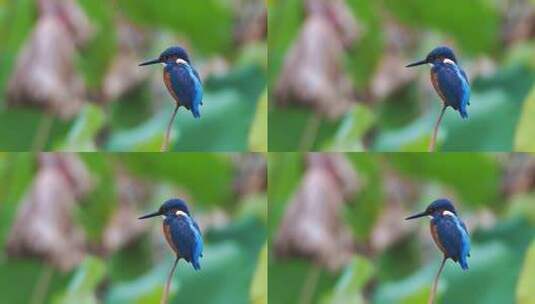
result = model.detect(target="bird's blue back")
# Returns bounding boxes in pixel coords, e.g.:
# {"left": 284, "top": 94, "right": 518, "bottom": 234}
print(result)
{"left": 164, "top": 215, "right": 203, "bottom": 270}
{"left": 164, "top": 63, "right": 203, "bottom": 118}
{"left": 431, "top": 62, "right": 470, "bottom": 119}
{"left": 431, "top": 214, "right": 471, "bottom": 270}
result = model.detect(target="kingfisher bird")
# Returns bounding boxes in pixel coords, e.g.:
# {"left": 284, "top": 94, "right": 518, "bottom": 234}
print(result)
{"left": 405, "top": 198, "right": 471, "bottom": 270}
{"left": 406, "top": 46, "right": 470, "bottom": 119}
{"left": 139, "top": 46, "right": 203, "bottom": 118}
{"left": 139, "top": 198, "right": 204, "bottom": 271}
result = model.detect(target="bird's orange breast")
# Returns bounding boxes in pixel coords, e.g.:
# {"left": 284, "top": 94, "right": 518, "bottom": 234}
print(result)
{"left": 163, "top": 222, "right": 180, "bottom": 256}
{"left": 430, "top": 71, "right": 447, "bottom": 105}
{"left": 430, "top": 222, "right": 447, "bottom": 257}
{"left": 163, "top": 70, "right": 181, "bottom": 106}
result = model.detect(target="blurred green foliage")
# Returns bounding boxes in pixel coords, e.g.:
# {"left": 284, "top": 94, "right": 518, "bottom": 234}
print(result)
{"left": 250, "top": 243, "right": 268, "bottom": 304}
{"left": 0, "top": 153, "right": 35, "bottom": 251}
{"left": 516, "top": 240, "right": 535, "bottom": 304}
{"left": 249, "top": 90, "right": 268, "bottom": 152}
{"left": 382, "top": 0, "right": 498, "bottom": 54}
{"left": 0, "top": 0, "right": 266, "bottom": 152}
{"left": 514, "top": 86, "right": 535, "bottom": 151}
{"left": 0, "top": 0, "right": 36, "bottom": 97}
{"left": 77, "top": 0, "right": 117, "bottom": 90}
{"left": 320, "top": 256, "right": 374, "bottom": 304}
{"left": 386, "top": 153, "right": 499, "bottom": 204}
{"left": 267, "top": 0, "right": 304, "bottom": 89}
{"left": 116, "top": 0, "right": 233, "bottom": 55}
{"left": 0, "top": 153, "right": 267, "bottom": 304}
{"left": 268, "top": 153, "right": 535, "bottom": 304}
{"left": 268, "top": 0, "right": 535, "bottom": 152}
{"left": 53, "top": 256, "right": 106, "bottom": 304}
{"left": 346, "top": 154, "right": 385, "bottom": 241}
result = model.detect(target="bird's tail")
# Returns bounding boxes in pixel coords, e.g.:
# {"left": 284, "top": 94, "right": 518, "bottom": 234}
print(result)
{"left": 459, "top": 107, "right": 469, "bottom": 119}
{"left": 192, "top": 259, "right": 201, "bottom": 271}
{"left": 459, "top": 94, "right": 469, "bottom": 119}
{"left": 459, "top": 255, "right": 469, "bottom": 271}
{"left": 192, "top": 107, "right": 201, "bottom": 119}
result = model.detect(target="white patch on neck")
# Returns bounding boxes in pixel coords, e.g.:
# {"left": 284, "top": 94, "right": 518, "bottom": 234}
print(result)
{"left": 161, "top": 215, "right": 166, "bottom": 219}
{"left": 161, "top": 62, "right": 166, "bottom": 67}
{"left": 443, "top": 210, "right": 456, "bottom": 217}
{"left": 176, "top": 58, "right": 188, "bottom": 65}
{"left": 443, "top": 58, "right": 456, "bottom": 65}
{"left": 428, "top": 63, "right": 434, "bottom": 67}
{"left": 428, "top": 215, "right": 434, "bottom": 219}
{"left": 176, "top": 210, "right": 188, "bottom": 217}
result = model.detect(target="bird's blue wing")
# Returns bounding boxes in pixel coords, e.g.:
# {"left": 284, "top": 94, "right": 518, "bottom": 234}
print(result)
{"left": 460, "top": 69, "right": 469, "bottom": 85}
{"left": 431, "top": 64, "right": 470, "bottom": 118}
{"left": 460, "top": 68, "right": 470, "bottom": 106}
{"left": 192, "top": 68, "right": 203, "bottom": 106}
{"left": 433, "top": 216, "right": 470, "bottom": 270}
{"left": 460, "top": 221, "right": 468, "bottom": 234}
{"left": 192, "top": 219, "right": 204, "bottom": 258}
{"left": 164, "top": 64, "right": 203, "bottom": 118}
{"left": 460, "top": 220, "right": 471, "bottom": 257}
{"left": 192, "top": 68, "right": 202, "bottom": 85}
{"left": 433, "top": 217, "right": 463, "bottom": 259}
{"left": 165, "top": 216, "right": 203, "bottom": 270}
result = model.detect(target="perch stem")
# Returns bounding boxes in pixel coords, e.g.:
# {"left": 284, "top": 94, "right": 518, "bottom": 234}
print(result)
{"left": 299, "top": 113, "right": 322, "bottom": 152}
{"left": 32, "top": 113, "right": 54, "bottom": 152}
{"left": 299, "top": 265, "right": 321, "bottom": 304}
{"left": 29, "top": 264, "right": 53, "bottom": 304}
{"left": 161, "top": 104, "right": 180, "bottom": 152}
{"left": 429, "top": 256, "right": 447, "bottom": 304}
{"left": 429, "top": 106, "right": 447, "bottom": 152}
{"left": 161, "top": 257, "right": 179, "bottom": 304}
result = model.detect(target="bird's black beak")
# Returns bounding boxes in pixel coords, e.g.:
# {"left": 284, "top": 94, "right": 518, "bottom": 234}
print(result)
{"left": 139, "top": 58, "right": 161, "bottom": 66}
{"left": 405, "top": 59, "right": 428, "bottom": 68}
{"left": 138, "top": 210, "right": 161, "bottom": 219}
{"left": 405, "top": 210, "right": 428, "bottom": 220}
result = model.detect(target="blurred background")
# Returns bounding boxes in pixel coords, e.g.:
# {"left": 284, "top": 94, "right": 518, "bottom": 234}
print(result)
{"left": 0, "top": 0, "right": 266, "bottom": 152}
{"left": 269, "top": 153, "right": 535, "bottom": 304}
{"left": 269, "top": 0, "right": 535, "bottom": 152}
{"left": 0, "top": 153, "right": 267, "bottom": 304}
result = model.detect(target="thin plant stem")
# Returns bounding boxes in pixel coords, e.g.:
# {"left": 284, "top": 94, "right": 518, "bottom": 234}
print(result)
{"left": 161, "top": 257, "right": 179, "bottom": 304}
{"left": 31, "top": 113, "right": 54, "bottom": 152}
{"left": 30, "top": 264, "right": 54, "bottom": 304}
{"left": 429, "top": 256, "right": 447, "bottom": 304}
{"left": 161, "top": 104, "right": 180, "bottom": 152}
{"left": 429, "top": 106, "right": 447, "bottom": 152}
{"left": 299, "top": 113, "right": 322, "bottom": 152}
{"left": 298, "top": 265, "right": 321, "bottom": 304}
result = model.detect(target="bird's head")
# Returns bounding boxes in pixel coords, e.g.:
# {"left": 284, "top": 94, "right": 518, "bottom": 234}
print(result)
{"left": 138, "top": 198, "right": 191, "bottom": 220}
{"left": 139, "top": 46, "right": 191, "bottom": 67}
{"left": 405, "top": 198, "right": 457, "bottom": 220}
{"left": 406, "top": 46, "right": 457, "bottom": 68}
